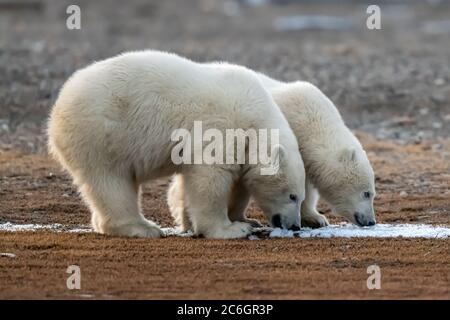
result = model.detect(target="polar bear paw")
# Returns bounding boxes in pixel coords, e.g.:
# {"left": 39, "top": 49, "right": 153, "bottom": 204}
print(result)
{"left": 301, "top": 212, "right": 329, "bottom": 229}
{"left": 205, "top": 221, "right": 252, "bottom": 239}
{"left": 241, "top": 218, "right": 264, "bottom": 228}
{"left": 104, "top": 220, "right": 164, "bottom": 238}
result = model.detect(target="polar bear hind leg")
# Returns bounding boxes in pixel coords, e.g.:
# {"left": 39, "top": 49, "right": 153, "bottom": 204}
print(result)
{"left": 79, "top": 173, "right": 163, "bottom": 238}
{"left": 167, "top": 175, "right": 192, "bottom": 232}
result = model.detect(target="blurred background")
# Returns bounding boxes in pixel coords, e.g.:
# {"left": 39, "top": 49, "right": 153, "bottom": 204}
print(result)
{"left": 0, "top": 0, "right": 449, "bottom": 152}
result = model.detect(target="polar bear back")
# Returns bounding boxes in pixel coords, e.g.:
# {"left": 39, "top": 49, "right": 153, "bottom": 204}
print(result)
{"left": 54, "top": 51, "right": 289, "bottom": 131}
{"left": 48, "top": 51, "right": 296, "bottom": 180}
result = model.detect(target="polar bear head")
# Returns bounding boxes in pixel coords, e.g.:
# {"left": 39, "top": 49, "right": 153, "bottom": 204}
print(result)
{"left": 317, "top": 146, "right": 376, "bottom": 227}
{"left": 244, "top": 144, "right": 305, "bottom": 230}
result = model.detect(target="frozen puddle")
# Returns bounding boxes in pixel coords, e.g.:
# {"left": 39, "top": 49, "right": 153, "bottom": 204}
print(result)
{"left": 0, "top": 222, "right": 449, "bottom": 239}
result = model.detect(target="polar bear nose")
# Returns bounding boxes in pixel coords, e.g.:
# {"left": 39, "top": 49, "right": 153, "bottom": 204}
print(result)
{"left": 271, "top": 214, "right": 282, "bottom": 228}
{"left": 355, "top": 212, "right": 376, "bottom": 227}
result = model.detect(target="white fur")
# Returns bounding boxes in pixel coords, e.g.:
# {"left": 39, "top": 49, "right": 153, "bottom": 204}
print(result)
{"left": 169, "top": 73, "right": 376, "bottom": 229}
{"left": 48, "top": 51, "right": 305, "bottom": 239}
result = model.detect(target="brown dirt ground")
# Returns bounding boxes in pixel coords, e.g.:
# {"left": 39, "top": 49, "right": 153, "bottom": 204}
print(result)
{"left": 1, "top": 133, "right": 449, "bottom": 299}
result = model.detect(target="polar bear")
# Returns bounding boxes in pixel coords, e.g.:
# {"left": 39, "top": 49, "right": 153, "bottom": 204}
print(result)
{"left": 168, "top": 71, "right": 376, "bottom": 230}
{"left": 47, "top": 51, "right": 305, "bottom": 239}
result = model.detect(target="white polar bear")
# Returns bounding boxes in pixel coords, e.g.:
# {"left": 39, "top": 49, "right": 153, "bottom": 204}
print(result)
{"left": 168, "top": 72, "right": 376, "bottom": 230}
{"left": 47, "top": 51, "right": 305, "bottom": 239}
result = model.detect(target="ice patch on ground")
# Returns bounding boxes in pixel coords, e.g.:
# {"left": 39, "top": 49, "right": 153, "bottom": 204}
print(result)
{"left": 161, "top": 227, "right": 193, "bottom": 237}
{"left": 159, "top": 224, "right": 450, "bottom": 239}
{"left": 0, "top": 223, "right": 190, "bottom": 237}
{"left": 0, "top": 222, "right": 92, "bottom": 233}
{"left": 1, "top": 222, "right": 449, "bottom": 239}
{"left": 269, "top": 223, "right": 450, "bottom": 239}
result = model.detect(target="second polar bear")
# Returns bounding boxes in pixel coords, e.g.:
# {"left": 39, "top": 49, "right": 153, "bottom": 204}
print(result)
{"left": 169, "top": 72, "right": 376, "bottom": 230}
{"left": 48, "top": 51, "right": 305, "bottom": 239}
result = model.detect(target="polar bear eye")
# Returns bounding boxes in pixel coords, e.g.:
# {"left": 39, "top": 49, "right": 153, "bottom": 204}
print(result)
{"left": 363, "top": 192, "right": 371, "bottom": 199}
{"left": 289, "top": 194, "right": 298, "bottom": 202}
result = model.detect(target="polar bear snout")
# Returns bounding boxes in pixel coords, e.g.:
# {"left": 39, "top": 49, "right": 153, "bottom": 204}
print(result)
{"left": 354, "top": 211, "right": 376, "bottom": 227}
{"left": 271, "top": 214, "right": 282, "bottom": 228}
{"left": 271, "top": 213, "right": 301, "bottom": 230}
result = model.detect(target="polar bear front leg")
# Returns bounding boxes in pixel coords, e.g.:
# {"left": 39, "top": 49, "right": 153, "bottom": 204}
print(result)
{"left": 301, "top": 179, "right": 330, "bottom": 228}
{"left": 183, "top": 167, "right": 252, "bottom": 239}
{"left": 80, "top": 173, "right": 163, "bottom": 238}
{"left": 228, "top": 181, "right": 262, "bottom": 228}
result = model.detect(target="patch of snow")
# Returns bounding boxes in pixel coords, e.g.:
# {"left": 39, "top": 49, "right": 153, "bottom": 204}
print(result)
{"left": 0, "top": 252, "right": 16, "bottom": 258}
{"left": 270, "top": 223, "right": 450, "bottom": 239}
{"left": 0, "top": 222, "right": 92, "bottom": 233}
{"left": 270, "top": 228, "right": 294, "bottom": 238}
{"left": 67, "top": 227, "right": 93, "bottom": 233}
{"left": 1, "top": 222, "right": 449, "bottom": 239}
{"left": 0, "top": 222, "right": 62, "bottom": 232}
{"left": 161, "top": 227, "right": 193, "bottom": 238}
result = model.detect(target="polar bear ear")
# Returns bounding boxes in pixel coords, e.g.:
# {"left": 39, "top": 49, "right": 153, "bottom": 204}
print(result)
{"left": 271, "top": 144, "right": 286, "bottom": 167}
{"left": 339, "top": 148, "right": 357, "bottom": 162}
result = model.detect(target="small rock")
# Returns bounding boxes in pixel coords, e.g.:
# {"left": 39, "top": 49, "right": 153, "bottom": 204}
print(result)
{"left": 0, "top": 253, "right": 16, "bottom": 258}
{"left": 413, "top": 135, "right": 422, "bottom": 144}
{"left": 400, "top": 191, "right": 408, "bottom": 198}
